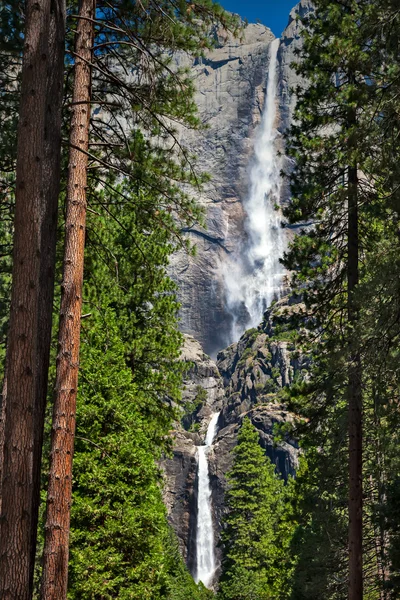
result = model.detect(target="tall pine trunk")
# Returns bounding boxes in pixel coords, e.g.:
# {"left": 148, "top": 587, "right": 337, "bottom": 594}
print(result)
{"left": 31, "top": 0, "right": 66, "bottom": 584}
{"left": 0, "top": 1, "right": 65, "bottom": 597}
{"left": 347, "top": 105, "right": 363, "bottom": 600}
{"left": 40, "top": 1, "right": 94, "bottom": 597}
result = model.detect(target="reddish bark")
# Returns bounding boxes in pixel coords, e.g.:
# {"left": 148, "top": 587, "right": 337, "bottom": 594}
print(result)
{"left": 0, "top": 0, "right": 65, "bottom": 597}
{"left": 40, "top": 1, "right": 95, "bottom": 597}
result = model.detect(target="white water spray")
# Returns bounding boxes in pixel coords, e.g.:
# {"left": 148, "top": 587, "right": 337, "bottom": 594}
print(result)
{"left": 223, "top": 38, "right": 286, "bottom": 341}
{"left": 195, "top": 412, "right": 220, "bottom": 589}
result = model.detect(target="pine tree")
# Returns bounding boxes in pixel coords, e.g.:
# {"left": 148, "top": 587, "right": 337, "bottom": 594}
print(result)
{"left": 38, "top": 3, "right": 239, "bottom": 596}
{"left": 283, "top": 1, "right": 385, "bottom": 596}
{"left": 283, "top": 1, "right": 400, "bottom": 597}
{"left": 287, "top": 398, "right": 348, "bottom": 600}
{"left": 63, "top": 180, "right": 206, "bottom": 598}
{"left": 40, "top": 1, "right": 95, "bottom": 596}
{"left": 218, "top": 417, "right": 294, "bottom": 600}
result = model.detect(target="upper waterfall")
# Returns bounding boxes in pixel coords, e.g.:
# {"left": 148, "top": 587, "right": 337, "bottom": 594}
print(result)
{"left": 170, "top": 14, "right": 307, "bottom": 355}
{"left": 223, "top": 37, "right": 286, "bottom": 342}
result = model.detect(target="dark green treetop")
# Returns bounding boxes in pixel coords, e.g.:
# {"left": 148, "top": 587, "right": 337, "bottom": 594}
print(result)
{"left": 218, "top": 417, "right": 294, "bottom": 600}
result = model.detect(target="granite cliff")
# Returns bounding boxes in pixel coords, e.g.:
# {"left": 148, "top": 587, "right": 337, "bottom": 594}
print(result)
{"left": 170, "top": 0, "right": 312, "bottom": 356}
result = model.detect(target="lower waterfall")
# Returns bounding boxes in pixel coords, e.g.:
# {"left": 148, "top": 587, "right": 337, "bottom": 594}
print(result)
{"left": 194, "top": 412, "right": 220, "bottom": 589}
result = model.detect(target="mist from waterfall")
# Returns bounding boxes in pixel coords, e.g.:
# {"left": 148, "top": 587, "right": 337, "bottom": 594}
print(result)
{"left": 223, "top": 37, "right": 286, "bottom": 343}
{"left": 194, "top": 412, "right": 220, "bottom": 589}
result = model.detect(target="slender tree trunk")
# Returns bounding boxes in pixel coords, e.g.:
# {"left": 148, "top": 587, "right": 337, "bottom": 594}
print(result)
{"left": 347, "top": 104, "right": 363, "bottom": 600}
{"left": 30, "top": 0, "right": 66, "bottom": 586}
{"left": 40, "top": 2, "right": 94, "bottom": 597}
{"left": 0, "top": 1, "right": 65, "bottom": 597}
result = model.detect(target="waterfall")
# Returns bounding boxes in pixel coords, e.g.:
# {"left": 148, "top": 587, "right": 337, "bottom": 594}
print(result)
{"left": 223, "top": 37, "right": 286, "bottom": 342}
{"left": 195, "top": 412, "right": 220, "bottom": 589}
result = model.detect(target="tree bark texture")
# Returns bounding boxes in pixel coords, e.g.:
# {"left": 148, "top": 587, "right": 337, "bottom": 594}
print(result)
{"left": 0, "top": 1, "right": 65, "bottom": 597}
{"left": 40, "top": 2, "right": 95, "bottom": 597}
{"left": 347, "top": 121, "right": 363, "bottom": 599}
{"left": 30, "top": 0, "right": 66, "bottom": 587}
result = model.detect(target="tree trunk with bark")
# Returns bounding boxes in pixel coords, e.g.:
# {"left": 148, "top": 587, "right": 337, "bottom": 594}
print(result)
{"left": 0, "top": 1, "right": 65, "bottom": 597}
{"left": 30, "top": 0, "right": 66, "bottom": 586}
{"left": 347, "top": 105, "right": 363, "bottom": 600}
{"left": 40, "top": 1, "right": 95, "bottom": 597}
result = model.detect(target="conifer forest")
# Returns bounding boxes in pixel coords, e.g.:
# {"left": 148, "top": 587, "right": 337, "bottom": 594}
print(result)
{"left": 1, "top": 0, "right": 400, "bottom": 598}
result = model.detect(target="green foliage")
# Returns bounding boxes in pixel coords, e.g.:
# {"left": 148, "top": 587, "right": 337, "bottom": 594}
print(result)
{"left": 218, "top": 418, "right": 295, "bottom": 600}
{"left": 62, "top": 169, "right": 216, "bottom": 597}
{"left": 65, "top": 176, "right": 181, "bottom": 596}
{"left": 162, "top": 530, "right": 215, "bottom": 600}
{"left": 283, "top": 0, "right": 400, "bottom": 597}
{"left": 288, "top": 431, "right": 348, "bottom": 599}
{"left": 284, "top": 0, "right": 378, "bottom": 319}
{"left": 243, "top": 327, "right": 259, "bottom": 345}
{"left": 2, "top": 0, "right": 238, "bottom": 597}
{"left": 181, "top": 385, "right": 207, "bottom": 432}
{"left": 237, "top": 347, "right": 254, "bottom": 368}
{"left": 69, "top": 320, "right": 168, "bottom": 599}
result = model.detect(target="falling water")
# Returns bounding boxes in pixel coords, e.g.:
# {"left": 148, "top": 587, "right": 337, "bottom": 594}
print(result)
{"left": 195, "top": 412, "right": 220, "bottom": 589}
{"left": 223, "top": 37, "right": 286, "bottom": 341}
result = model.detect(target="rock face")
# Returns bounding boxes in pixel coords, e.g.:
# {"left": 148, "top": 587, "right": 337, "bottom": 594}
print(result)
{"left": 162, "top": 430, "right": 198, "bottom": 571}
{"left": 170, "top": 23, "right": 275, "bottom": 356}
{"left": 169, "top": 1, "right": 313, "bottom": 356}
{"left": 162, "top": 297, "right": 309, "bottom": 576}
{"left": 277, "top": 0, "right": 314, "bottom": 206}
{"left": 214, "top": 294, "right": 310, "bottom": 486}
{"left": 180, "top": 334, "right": 225, "bottom": 428}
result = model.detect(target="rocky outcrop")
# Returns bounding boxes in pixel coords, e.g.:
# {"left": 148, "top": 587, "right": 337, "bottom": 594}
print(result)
{"left": 278, "top": 0, "right": 313, "bottom": 138}
{"left": 163, "top": 2, "right": 314, "bottom": 574}
{"left": 162, "top": 430, "right": 199, "bottom": 570}
{"left": 277, "top": 0, "right": 313, "bottom": 208}
{"left": 170, "top": 1, "right": 312, "bottom": 355}
{"left": 217, "top": 294, "right": 309, "bottom": 414}
{"left": 180, "top": 334, "right": 225, "bottom": 431}
{"left": 162, "top": 297, "right": 310, "bottom": 573}
{"left": 208, "top": 296, "right": 309, "bottom": 577}
{"left": 213, "top": 294, "right": 310, "bottom": 483}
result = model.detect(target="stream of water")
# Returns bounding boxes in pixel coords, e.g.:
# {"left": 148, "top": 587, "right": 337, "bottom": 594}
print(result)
{"left": 195, "top": 412, "right": 220, "bottom": 589}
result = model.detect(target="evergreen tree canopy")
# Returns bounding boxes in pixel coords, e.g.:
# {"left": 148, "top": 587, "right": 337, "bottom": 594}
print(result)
{"left": 65, "top": 167, "right": 210, "bottom": 598}
{"left": 283, "top": 0, "right": 400, "bottom": 597}
{"left": 218, "top": 417, "right": 294, "bottom": 600}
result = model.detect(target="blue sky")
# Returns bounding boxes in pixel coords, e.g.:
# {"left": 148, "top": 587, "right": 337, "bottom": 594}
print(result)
{"left": 220, "top": 0, "right": 297, "bottom": 36}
